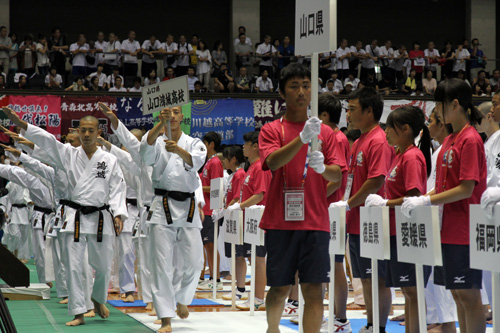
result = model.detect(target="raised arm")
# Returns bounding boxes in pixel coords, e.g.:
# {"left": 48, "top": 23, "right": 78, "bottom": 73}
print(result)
{"left": 0, "top": 164, "right": 50, "bottom": 207}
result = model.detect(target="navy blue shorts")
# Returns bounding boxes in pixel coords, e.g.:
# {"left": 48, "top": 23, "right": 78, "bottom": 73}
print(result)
{"left": 201, "top": 215, "right": 222, "bottom": 245}
{"left": 265, "top": 230, "right": 330, "bottom": 286}
{"left": 385, "top": 236, "right": 431, "bottom": 288}
{"left": 434, "top": 244, "right": 482, "bottom": 289}
{"left": 348, "top": 234, "right": 386, "bottom": 279}
{"left": 335, "top": 255, "right": 344, "bottom": 263}
{"left": 224, "top": 242, "right": 267, "bottom": 258}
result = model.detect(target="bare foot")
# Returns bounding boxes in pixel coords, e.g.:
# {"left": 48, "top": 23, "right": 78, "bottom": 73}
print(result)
{"left": 84, "top": 309, "right": 95, "bottom": 318}
{"left": 92, "top": 299, "right": 110, "bottom": 319}
{"left": 391, "top": 313, "right": 405, "bottom": 321}
{"left": 399, "top": 321, "right": 405, "bottom": 326}
{"left": 158, "top": 318, "right": 172, "bottom": 332}
{"left": 145, "top": 302, "right": 153, "bottom": 311}
{"left": 487, "top": 320, "right": 493, "bottom": 325}
{"left": 149, "top": 309, "right": 157, "bottom": 317}
{"left": 176, "top": 303, "right": 189, "bottom": 319}
{"left": 154, "top": 319, "right": 161, "bottom": 325}
{"left": 123, "top": 293, "right": 135, "bottom": 303}
{"left": 20, "top": 259, "right": 29, "bottom": 264}
{"left": 66, "top": 314, "right": 84, "bottom": 326}
{"left": 346, "top": 302, "right": 365, "bottom": 310}
{"left": 59, "top": 298, "right": 68, "bottom": 304}
{"left": 46, "top": 282, "right": 54, "bottom": 288}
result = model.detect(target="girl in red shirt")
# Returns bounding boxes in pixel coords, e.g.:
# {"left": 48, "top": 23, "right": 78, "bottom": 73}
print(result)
{"left": 402, "top": 78, "right": 487, "bottom": 332}
{"left": 365, "top": 105, "right": 431, "bottom": 332}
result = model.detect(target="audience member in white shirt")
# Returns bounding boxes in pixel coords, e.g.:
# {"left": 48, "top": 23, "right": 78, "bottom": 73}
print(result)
{"left": 141, "top": 35, "right": 162, "bottom": 78}
{"left": 176, "top": 35, "right": 193, "bottom": 77}
{"left": 196, "top": 40, "right": 212, "bottom": 91}
{"left": 344, "top": 72, "right": 360, "bottom": 90}
{"left": 424, "top": 41, "right": 440, "bottom": 78}
{"left": 187, "top": 67, "right": 198, "bottom": 92}
{"left": 256, "top": 35, "right": 277, "bottom": 76}
{"left": 108, "top": 76, "right": 127, "bottom": 92}
{"left": 452, "top": 42, "right": 470, "bottom": 74}
{"left": 144, "top": 69, "right": 160, "bottom": 86}
{"left": 94, "top": 31, "right": 108, "bottom": 65}
{"left": 103, "top": 32, "right": 121, "bottom": 75}
{"left": 128, "top": 77, "right": 142, "bottom": 92}
{"left": 336, "top": 39, "right": 351, "bottom": 81}
{"left": 379, "top": 40, "right": 395, "bottom": 82}
{"left": 255, "top": 69, "right": 273, "bottom": 93}
{"left": 87, "top": 63, "right": 107, "bottom": 89}
{"left": 161, "top": 34, "right": 178, "bottom": 76}
{"left": 45, "top": 67, "right": 62, "bottom": 89}
{"left": 36, "top": 34, "right": 50, "bottom": 77}
{"left": 69, "top": 34, "right": 89, "bottom": 76}
{"left": 106, "top": 66, "right": 124, "bottom": 89}
{"left": 361, "top": 39, "right": 379, "bottom": 81}
{"left": 233, "top": 26, "right": 252, "bottom": 46}
{"left": 349, "top": 41, "right": 368, "bottom": 77}
{"left": 121, "top": 31, "right": 141, "bottom": 77}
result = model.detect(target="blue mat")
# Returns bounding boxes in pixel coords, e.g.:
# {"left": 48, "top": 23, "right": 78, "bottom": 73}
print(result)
{"left": 108, "top": 298, "right": 222, "bottom": 308}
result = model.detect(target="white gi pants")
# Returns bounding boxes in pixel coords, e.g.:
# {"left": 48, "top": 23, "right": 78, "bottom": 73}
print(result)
{"left": 135, "top": 207, "right": 152, "bottom": 303}
{"left": 32, "top": 228, "right": 46, "bottom": 283}
{"left": 149, "top": 224, "right": 204, "bottom": 319}
{"left": 2, "top": 223, "right": 20, "bottom": 252}
{"left": 82, "top": 248, "right": 95, "bottom": 311}
{"left": 117, "top": 231, "right": 136, "bottom": 294}
{"left": 62, "top": 232, "right": 114, "bottom": 316}
{"left": 425, "top": 267, "right": 457, "bottom": 324}
{"left": 52, "top": 233, "right": 68, "bottom": 298}
{"left": 17, "top": 224, "right": 31, "bottom": 260}
{"left": 44, "top": 237, "right": 55, "bottom": 282}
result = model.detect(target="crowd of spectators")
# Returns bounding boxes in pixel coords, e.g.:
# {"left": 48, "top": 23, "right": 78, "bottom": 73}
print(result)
{"left": 0, "top": 25, "right": 497, "bottom": 97}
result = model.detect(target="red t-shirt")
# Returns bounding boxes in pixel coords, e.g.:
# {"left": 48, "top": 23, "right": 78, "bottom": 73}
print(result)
{"left": 226, "top": 168, "right": 246, "bottom": 206}
{"left": 346, "top": 126, "right": 394, "bottom": 235}
{"left": 327, "top": 129, "right": 350, "bottom": 204}
{"left": 384, "top": 146, "right": 427, "bottom": 236}
{"left": 435, "top": 126, "right": 487, "bottom": 245}
{"left": 409, "top": 50, "right": 425, "bottom": 73}
{"left": 259, "top": 118, "right": 345, "bottom": 232}
{"left": 201, "top": 155, "right": 224, "bottom": 215}
{"left": 240, "top": 159, "right": 272, "bottom": 204}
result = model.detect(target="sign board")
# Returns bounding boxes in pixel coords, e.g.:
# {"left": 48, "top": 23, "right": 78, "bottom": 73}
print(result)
{"left": 223, "top": 209, "right": 244, "bottom": 245}
{"left": 395, "top": 206, "right": 442, "bottom": 266}
{"left": 360, "top": 207, "right": 390, "bottom": 260}
{"left": 295, "top": 0, "right": 335, "bottom": 55}
{"left": 142, "top": 76, "right": 189, "bottom": 115}
{"left": 210, "top": 177, "right": 224, "bottom": 210}
{"left": 470, "top": 205, "right": 500, "bottom": 272}
{"left": 244, "top": 206, "right": 265, "bottom": 246}
{"left": 328, "top": 206, "right": 346, "bottom": 255}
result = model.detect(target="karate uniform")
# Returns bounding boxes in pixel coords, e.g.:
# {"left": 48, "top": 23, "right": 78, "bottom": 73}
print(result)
{"left": 24, "top": 124, "right": 127, "bottom": 316}
{"left": 140, "top": 131, "right": 206, "bottom": 319}
{"left": 1, "top": 180, "right": 30, "bottom": 257}
{"left": 0, "top": 164, "right": 54, "bottom": 283}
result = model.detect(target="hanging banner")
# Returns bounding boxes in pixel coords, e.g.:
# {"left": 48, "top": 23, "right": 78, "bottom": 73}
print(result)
{"left": 253, "top": 99, "right": 286, "bottom": 129}
{"left": 0, "top": 95, "right": 10, "bottom": 142}
{"left": 190, "top": 99, "right": 255, "bottom": 145}
{"left": 7, "top": 95, "right": 62, "bottom": 139}
{"left": 116, "top": 97, "right": 154, "bottom": 131}
{"left": 60, "top": 96, "right": 117, "bottom": 137}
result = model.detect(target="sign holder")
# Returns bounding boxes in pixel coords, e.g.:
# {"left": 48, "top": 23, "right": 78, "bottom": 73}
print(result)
{"left": 210, "top": 178, "right": 224, "bottom": 300}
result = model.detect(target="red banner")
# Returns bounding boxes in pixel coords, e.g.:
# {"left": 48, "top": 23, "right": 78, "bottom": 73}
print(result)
{"left": 7, "top": 95, "right": 62, "bottom": 139}
{"left": 60, "top": 96, "right": 117, "bottom": 137}
{"left": 0, "top": 95, "right": 10, "bottom": 142}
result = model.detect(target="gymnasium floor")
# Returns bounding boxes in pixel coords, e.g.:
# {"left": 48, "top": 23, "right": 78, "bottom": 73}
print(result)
{"left": 2, "top": 260, "right": 494, "bottom": 332}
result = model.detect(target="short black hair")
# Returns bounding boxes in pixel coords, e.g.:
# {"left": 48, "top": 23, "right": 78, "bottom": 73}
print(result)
{"left": 243, "top": 131, "right": 259, "bottom": 145}
{"left": 202, "top": 131, "right": 221, "bottom": 151}
{"left": 348, "top": 87, "right": 384, "bottom": 121}
{"left": 97, "top": 63, "right": 104, "bottom": 68}
{"left": 239, "top": 32, "right": 246, "bottom": 37}
{"left": 222, "top": 145, "right": 245, "bottom": 164}
{"left": 279, "top": 63, "right": 311, "bottom": 95}
{"left": 319, "top": 93, "right": 342, "bottom": 124}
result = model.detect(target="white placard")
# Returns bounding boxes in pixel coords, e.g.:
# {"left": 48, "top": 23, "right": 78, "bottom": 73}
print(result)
{"left": 470, "top": 204, "right": 500, "bottom": 272}
{"left": 360, "top": 207, "right": 390, "bottom": 260}
{"left": 395, "top": 206, "right": 442, "bottom": 266}
{"left": 141, "top": 76, "right": 189, "bottom": 115}
{"left": 244, "top": 206, "right": 265, "bottom": 246}
{"left": 295, "top": 0, "right": 335, "bottom": 56}
{"left": 210, "top": 177, "right": 224, "bottom": 211}
{"left": 223, "top": 209, "right": 243, "bottom": 245}
{"left": 328, "top": 206, "right": 346, "bottom": 255}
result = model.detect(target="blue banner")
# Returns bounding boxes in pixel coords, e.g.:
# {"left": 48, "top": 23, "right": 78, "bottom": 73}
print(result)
{"left": 116, "top": 97, "right": 155, "bottom": 130}
{"left": 190, "top": 99, "right": 255, "bottom": 145}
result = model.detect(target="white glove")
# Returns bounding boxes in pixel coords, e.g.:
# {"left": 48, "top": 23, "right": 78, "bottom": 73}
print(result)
{"left": 299, "top": 117, "right": 322, "bottom": 144}
{"left": 246, "top": 205, "right": 265, "bottom": 211}
{"left": 401, "top": 196, "right": 431, "bottom": 218}
{"left": 309, "top": 151, "right": 325, "bottom": 174}
{"left": 365, "top": 194, "right": 388, "bottom": 207}
{"left": 329, "top": 201, "right": 350, "bottom": 211}
{"left": 211, "top": 208, "right": 224, "bottom": 221}
{"left": 228, "top": 203, "right": 241, "bottom": 211}
{"left": 481, "top": 187, "right": 500, "bottom": 219}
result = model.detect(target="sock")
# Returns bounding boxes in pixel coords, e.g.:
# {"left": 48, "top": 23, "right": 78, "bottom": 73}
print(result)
{"left": 216, "top": 279, "right": 221, "bottom": 282}
{"left": 237, "top": 287, "right": 245, "bottom": 293}
{"left": 209, "top": 276, "right": 213, "bottom": 281}
{"left": 379, "top": 327, "right": 385, "bottom": 332}
{"left": 337, "top": 318, "right": 347, "bottom": 323}
{"left": 366, "top": 323, "right": 373, "bottom": 328}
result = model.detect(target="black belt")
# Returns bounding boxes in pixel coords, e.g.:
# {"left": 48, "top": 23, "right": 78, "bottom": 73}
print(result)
{"left": 126, "top": 198, "right": 138, "bottom": 206}
{"left": 132, "top": 205, "right": 151, "bottom": 237}
{"left": 12, "top": 203, "right": 27, "bottom": 208}
{"left": 154, "top": 189, "right": 195, "bottom": 225}
{"left": 33, "top": 206, "right": 53, "bottom": 236}
{"left": 63, "top": 201, "right": 114, "bottom": 242}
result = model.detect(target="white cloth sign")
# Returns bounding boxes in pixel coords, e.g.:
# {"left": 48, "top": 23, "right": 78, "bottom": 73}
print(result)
{"left": 470, "top": 204, "right": 500, "bottom": 272}
{"left": 210, "top": 177, "right": 224, "bottom": 210}
{"left": 328, "top": 206, "right": 346, "bottom": 255}
{"left": 223, "top": 209, "right": 243, "bottom": 245}
{"left": 360, "top": 207, "right": 390, "bottom": 260}
{"left": 395, "top": 206, "right": 442, "bottom": 266}
{"left": 142, "top": 76, "right": 189, "bottom": 115}
{"left": 243, "top": 206, "right": 265, "bottom": 246}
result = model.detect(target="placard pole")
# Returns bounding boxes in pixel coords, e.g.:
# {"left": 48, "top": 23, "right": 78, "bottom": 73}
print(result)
{"left": 231, "top": 243, "right": 236, "bottom": 310}
{"left": 372, "top": 258, "right": 380, "bottom": 333}
{"left": 213, "top": 218, "right": 218, "bottom": 300}
{"left": 415, "top": 263, "right": 427, "bottom": 332}
{"left": 250, "top": 244, "right": 256, "bottom": 316}
{"left": 311, "top": 52, "right": 319, "bottom": 152}
{"left": 167, "top": 120, "right": 172, "bottom": 139}
{"left": 493, "top": 272, "right": 500, "bottom": 333}
{"left": 328, "top": 254, "right": 335, "bottom": 333}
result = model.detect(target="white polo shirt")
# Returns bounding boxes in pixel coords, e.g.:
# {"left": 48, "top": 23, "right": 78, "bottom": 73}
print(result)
{"left": 141, "top": 40, "right": 162, "bottom": 64}
{"left": 161, "top": 42, "right": 178, "bottom": 68}
{"left": 121, "top": 39, "right": 141, "bottom": 64}
{"left": 104, "top": 40, "right": 121, "bottom": 66}
{"left": 256, "top": 43, "right": 276, "bottom": 66}
{"left": 69, "top": 43, "right": 89, "bottom": 67}
{"left": 336, "top": 47, "right": 350, "bottom": 70}
{"left": 95, "top": 40, "right": 109, "bottom": 64}
{"left": 453, "top": 48, "right": 470, "bottom": 72}
{"left": 177, "top": 43, "right": 193, "bottom": 67}
{"left": 88, "top": 72, "right": 107, "bottom": 87}
{"left": 361, "top": 45, "right": 379, "bottom": 69}
{"left": 378, "top": 46, "right": 394, "bottom": 68}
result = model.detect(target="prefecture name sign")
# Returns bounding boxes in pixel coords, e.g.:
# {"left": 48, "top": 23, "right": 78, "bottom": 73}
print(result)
{"left": 295, "top": 0, "right": 335, "bottom": 55}
{"left": 360, "top": 207, "right": 390, "bottom": 260}
{"left": 329, "top": 206, "right": 346, "bottom": 255}
{"left": 142, "top": 76, "right": 189, "bottom": 115}
{"left": 470, "top": 204, "right": 500, "bottom": 272}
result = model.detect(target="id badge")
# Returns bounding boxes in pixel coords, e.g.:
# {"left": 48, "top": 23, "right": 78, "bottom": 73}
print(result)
{"left": 284, "top": 188, "right": 305, "bottom": 221}
{"left": 344, "top": 174, "right": 354, "bottom": 201}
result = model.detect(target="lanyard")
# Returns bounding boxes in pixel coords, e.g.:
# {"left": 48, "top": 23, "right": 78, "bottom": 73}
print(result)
{"left": 441, "top": 123, "right": 470, "bottom": 191}
{"left": 280, "top": 118, "right": 310, "bottom": 189}
{"left": 348, "top": 125, "right": 379, "bottom": 174}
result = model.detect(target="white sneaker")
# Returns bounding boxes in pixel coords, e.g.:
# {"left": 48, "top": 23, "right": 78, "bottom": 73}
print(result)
{"left": 358, "top": 326, "right": 373, "bottom": 333}
{"left": 222, "top": 291, "right": 248, "bottom": 300}
{"left": 236, "top": 297, "right": 265, "bottom": 311}
{"left": 321, "top": 318, "right": 352, "bottom": 332}
{"left": 282, "top": 302, "right": 299, "bottom": 317}
{"left": 197, "top": 280, "right": 210, "bottom": 289}
{"left": 198, "top": 280, "right": 223, "bottom": 290}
